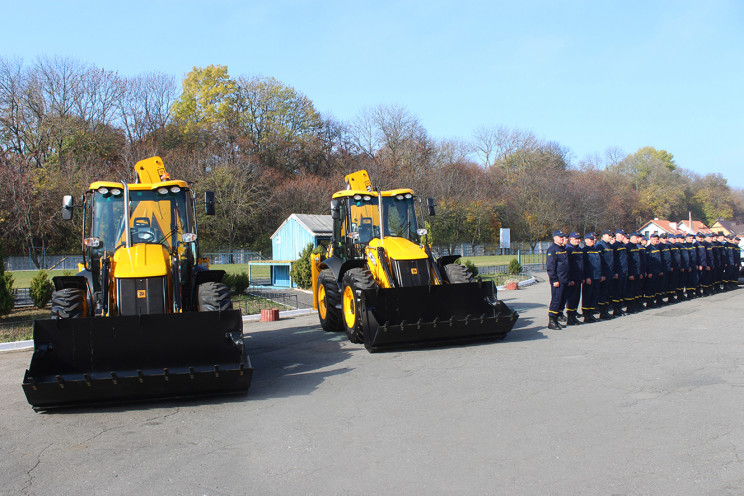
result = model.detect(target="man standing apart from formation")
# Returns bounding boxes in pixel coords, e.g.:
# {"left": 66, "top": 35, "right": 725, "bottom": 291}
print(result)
{"left": 546, "top": 230, "right": 569, "bottom": 330}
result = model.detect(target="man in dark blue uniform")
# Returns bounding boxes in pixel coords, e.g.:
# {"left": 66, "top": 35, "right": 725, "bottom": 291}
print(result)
{"left": 684, "top": 233, "right": 699, "bottom": 298}
{"left": 659, "top": 233, "right": 672, "bottom": 304}
{"left": 703, "top": 232, "right": 715, "bottom": 295}
{"left": 581, "top": 232, "right": 601, "bottom": 323}
{"left": 612, "top": 229, "right": 628, "bottom": 316}
{"left": 695, "top": 232, "right": 709, "bottom": 296}
{"left": 624, "top": 231, "right": 641, "bottom": 313}
{"left": 546, "top": 230, "right": 569, "bottom": 330}
{"left": 596, "top": 229, "right": 615, "bottom": 320}
{"left": 637, "top": 234, "right": 647, "bottom": 309}
{"left": 725, "top": 235, "right": 738, "bottom": 289}
{"left": 645, "top": 233, "right": 663, "bottom": 307}
{"left": 733, "top": 236, "right": 742, "bottom": 288}
{"left": 565, "top": 232, "right": 585, "bottom": 326}
{"left": 668, "top": 234, "right": 681, "bottom": 303}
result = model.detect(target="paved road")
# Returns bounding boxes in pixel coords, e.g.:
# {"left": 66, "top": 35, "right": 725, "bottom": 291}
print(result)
{"left": 1, "top": 276, "right": 743, "bottom": 495}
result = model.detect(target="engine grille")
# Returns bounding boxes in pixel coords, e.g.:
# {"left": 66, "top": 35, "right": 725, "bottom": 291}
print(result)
{"left": 116, "top": 277, "right": 167, "bottom": 315}
{"left": 391, "top": 259, "right": 431, "bottom": 287}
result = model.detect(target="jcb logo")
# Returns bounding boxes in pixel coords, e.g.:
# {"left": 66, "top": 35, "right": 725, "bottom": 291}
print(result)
{"left": 411, "top": 268, "right": 418, "bottom": 275}
{"left": 137, "top": 290, "right": 147, "bottom": 298}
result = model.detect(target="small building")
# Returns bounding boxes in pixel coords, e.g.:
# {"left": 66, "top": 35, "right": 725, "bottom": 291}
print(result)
{"left": 270, "top": 214, "right": 333, "bottom": 261}
{"left": 710, "top": 219, "right": 744, "bottom": 237}
{"left": 638, "top": 218, "right": 712, "bottom": 238}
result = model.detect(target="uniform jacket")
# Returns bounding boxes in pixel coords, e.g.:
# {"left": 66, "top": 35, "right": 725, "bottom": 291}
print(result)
{"left": 596, "top": 240, "right": 614, "bottom": 279}
{"left": 546, "top": 242, "right": 569, "bottom": 284}
{"left": 660, "top": 242, "right": 672, "bottom": 272}
{"left": 582, "top": 244, "right": 602, "bottom": 281}
{"left": 646, "top": 243, "right": 663, "bottom": 274}
{"left": 612, "top": 240, "right": 628, "bottom": 276}
{"left": 566, "top": 243, "right": 584, "bottom": 282}
{"left": 625, "top": 241, "right": 640, "bottom": 276}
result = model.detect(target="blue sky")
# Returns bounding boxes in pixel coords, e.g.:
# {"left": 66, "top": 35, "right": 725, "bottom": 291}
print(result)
{"left": 2, "top": 1, "right": 743, "bottom": 186}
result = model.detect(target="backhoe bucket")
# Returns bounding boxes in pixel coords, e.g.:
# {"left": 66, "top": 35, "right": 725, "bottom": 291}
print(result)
{"left": 22, "top": 310, "right": 251, "bottom": 410}
{"left": 360, "top": 281, "right": 518, "bottom": 352}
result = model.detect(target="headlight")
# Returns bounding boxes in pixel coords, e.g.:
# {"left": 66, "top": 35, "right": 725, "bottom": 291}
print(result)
{"left": 363, "top": 195, "right": 371, "bottom": 201}
{"left": 97, "top": 187, "right": 109, "bottom": 195}
{"left": 395, "top": 194, "right": 404, "bottom": 200}
{"left": 157, "top": 187, "right": 169, "bottom": 195}
{"left": 182, "top": 233, "right": 197, "bottom": 243}
{"left": 405, "top": 193, "right": 412, "bottom": 199}
{"left": 353, "top": 194, "right": 362, "bottom": 201}
{"left": 84, "top": 237, "right": 100, "bottom": 247}
{"left": 110, "top": 188, "right": 122, "bottom": 196}
{"left": 170, "top": 186, "right": 181, "bottom": 193}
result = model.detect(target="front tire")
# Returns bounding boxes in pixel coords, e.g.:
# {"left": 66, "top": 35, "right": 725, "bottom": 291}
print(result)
{"left": 198, "top": 282, "right": 233, "bottom": 311}
{"left": 51, "top": 288, "right": 89, "bottom": 318}
{"left": 341, "top": 268, "right": 377, "bottom": 344}
{"left": 317, "top": 269, "right": 342, "bottom": 332}
{"left": 444, "top": 263, "right": 475, "bottom": 284}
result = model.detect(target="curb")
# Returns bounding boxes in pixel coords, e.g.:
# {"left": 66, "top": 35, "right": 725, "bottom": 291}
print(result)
{"left": 0, "top": 340, "right": 33, "bottom": 353}
{"left": 496, "top": 277, "right": 537, "bottom": 291}
{"left": 242, "top": 307, "right": 315, "bottom": 322}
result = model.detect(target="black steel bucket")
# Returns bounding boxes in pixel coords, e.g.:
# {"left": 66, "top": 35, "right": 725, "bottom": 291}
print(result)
{"left": 360, "top": 281, "right": 519, "bottom": 351}
{"left": 22, "top": 310, "right": 251, "bottom": 410}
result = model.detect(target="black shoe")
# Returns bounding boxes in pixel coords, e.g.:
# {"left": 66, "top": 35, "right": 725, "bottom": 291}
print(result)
{"left": 557, "top": 313, "right": 566, "bottom": 323}
{"left": 583, "top": 313, "right": 598, "bottom": 323}
{"left": 566, "top": 314, "right": 583, "bottom": 326}
{"left": 547, "top": 317, "right": 562, "bottom": 330}
{"left": 613, "top": 308, "right": 626, "bottom": 317}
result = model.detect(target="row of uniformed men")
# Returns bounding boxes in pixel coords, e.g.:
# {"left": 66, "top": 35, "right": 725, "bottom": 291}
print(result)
{"left": 546, "top": 228, "right": 741, "bottom": 330}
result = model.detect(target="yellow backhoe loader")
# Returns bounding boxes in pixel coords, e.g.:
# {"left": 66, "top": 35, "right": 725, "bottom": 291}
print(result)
{"left": 312, "top": 170, "right": 518, "bottom": 352}
{"left": 22, "top": 157, "right": 251, "bottom": 410}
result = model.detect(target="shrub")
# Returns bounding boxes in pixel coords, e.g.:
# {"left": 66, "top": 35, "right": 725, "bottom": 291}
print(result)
{"left": 223, "top": 272, "right": 250, "bottom": 295}
{"left": 508, "top": 258, "right": 523, "bottom": 275}
{"left": 455, "top": 258, "right": 479, "bottom": 277}
{"left": 0, "top": 242, "right": 13, "bottom": 316}
{"left": 30, "top": 270, "right": 54, "bottom": 309}
{"left": 290, "top": 243, "right": 324, "bottom": 290}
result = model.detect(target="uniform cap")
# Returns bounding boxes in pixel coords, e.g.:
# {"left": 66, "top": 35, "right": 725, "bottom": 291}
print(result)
{"left": 659, "top": 233, "right": 668, "bottom": 239}
{"left": 552, "top": 229, "right": 566, "bottom": 237}
{"left": 615, "top": 229, "right": 627, "bottom": 235}
{"left": 685, "top": 233, "right": 695, "bottom": 237}
{"left": 584, "top": 232, "right": 596, "bottom": 239}
{"left": 601, "top": 229, "right": 613, "bottom": 236}
{"left": 569, "top": 232, "right": 582, "bottom": 239}
{"left": 696, "top": 231, "right": 704, "bottom": 237}
{"left": 650, "top": 232, "right": 659, "bottom": 238}
{"left": 705, "top": 232, "right": 714, "bottom": 238}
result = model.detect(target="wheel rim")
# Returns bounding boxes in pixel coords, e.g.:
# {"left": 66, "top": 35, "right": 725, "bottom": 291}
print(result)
{"left": 343, "top": 285, "right": 356, "bottom": 329}
{"left": 318, "top": 284, "right": 328, "bottom": 319}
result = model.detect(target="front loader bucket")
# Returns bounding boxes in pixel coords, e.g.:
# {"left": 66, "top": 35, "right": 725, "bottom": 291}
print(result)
{"left": 360, "top": 281, "right": 518, "bottom": 352}
{"left": 22, "top": 310, "right": 251, "bottom": 410}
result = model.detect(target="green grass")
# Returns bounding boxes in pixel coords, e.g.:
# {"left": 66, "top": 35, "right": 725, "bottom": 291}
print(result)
{"left": 459, "top": 255, "right": 516, "bottom": 266}
{"left": 7, "top": 269, "right": 69, "bottom": 289}
{"left": 0, "top": 307, "right": 49, "bottom": 343}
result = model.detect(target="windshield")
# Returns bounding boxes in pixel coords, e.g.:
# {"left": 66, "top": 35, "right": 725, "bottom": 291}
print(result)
{"left": 88, "top": 188, "right": 192, "bottom": 255}
{"left": 345, "top": 194, "right": 420, "bottom": 245}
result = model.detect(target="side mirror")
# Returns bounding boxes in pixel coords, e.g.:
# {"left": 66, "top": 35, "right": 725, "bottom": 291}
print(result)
{"left": 205, "top": 191, "right": 216, "bottom": 216}
{"left": 426, "top": 198, "right": 436, "bottom": 216}
{"left": 330, "top": 199, "right": 340, "bottom": 220}
{"left": 62, "top": 195, "right": 74, "bottom": 220}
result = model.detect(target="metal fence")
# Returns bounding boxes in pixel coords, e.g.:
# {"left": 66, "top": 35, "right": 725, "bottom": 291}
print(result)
{"left": 231, "top": 286, "right": 301, "bottom": 315}
{"left": 0, "top": 320, "right": 34, "bottom": 343}
{"left": 13, "top": 288, "right": 33, "bottom": 308}
{"left": 4, "top": 255, "right": 84, "bottom": 271}
{"left": 204, "top": 251, "right": 266, "bottom": 265}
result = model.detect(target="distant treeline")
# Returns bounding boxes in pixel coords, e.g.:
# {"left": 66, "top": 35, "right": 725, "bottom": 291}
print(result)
{"left": 1, "top": 57, "right": 742, "bottom": 267}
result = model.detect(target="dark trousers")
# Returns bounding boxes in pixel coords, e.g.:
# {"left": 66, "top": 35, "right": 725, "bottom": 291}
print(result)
{"left": 582, "top": 279, "right": 599, "bottom": 314}
{"left": 612, "top": 275, "right": 627, "bottom": 309}
{"left": 598, "top": 279, "right": 611, "bottom": 309}
{"left": 549, "top": 283, "right": 566, "bottom": 316}
{"left": 624, "top": 276, "right": 637, "bottom": 306}
{"left": 645, "top": 274, "right": 659, "bottom": 302}
{"left": 565, "top": 282, "right": 581, "bottom": 315}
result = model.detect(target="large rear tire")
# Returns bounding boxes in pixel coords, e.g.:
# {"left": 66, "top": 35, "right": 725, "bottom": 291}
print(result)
{"left": 444, "top": 263, "right": 475, "bottom": 284}
{"left": 198, "top": 282, "right": 233, "bottom": 311}
{"left": 341, "top": 268, "right": 377, "bottom": 344}
{"left": 50, "top": 288, "right": 89, "bottom": 319}
{"left": 317, "top": 269, "right": 342, "bottom": 332}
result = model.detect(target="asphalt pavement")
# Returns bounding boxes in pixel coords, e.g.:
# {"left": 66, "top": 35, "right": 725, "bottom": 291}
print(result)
{"left": 1, "top": 274, "right": 743, "bottom": 495}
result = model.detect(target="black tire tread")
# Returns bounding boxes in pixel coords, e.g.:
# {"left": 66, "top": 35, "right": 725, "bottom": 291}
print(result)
{"left": 444, "top": 263, "right": 474, "bottom": 284}
{"left": 342, "top": 267, "right": 377, "bottom": 344}
{"left": 318, "top": 269, "right": 343, "bottom": 332}
{"left": 51, "top": 288, "right": 88, "bottom": 319}
{"left": 198, "top": 282, "right": 233, "bottom": 311}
